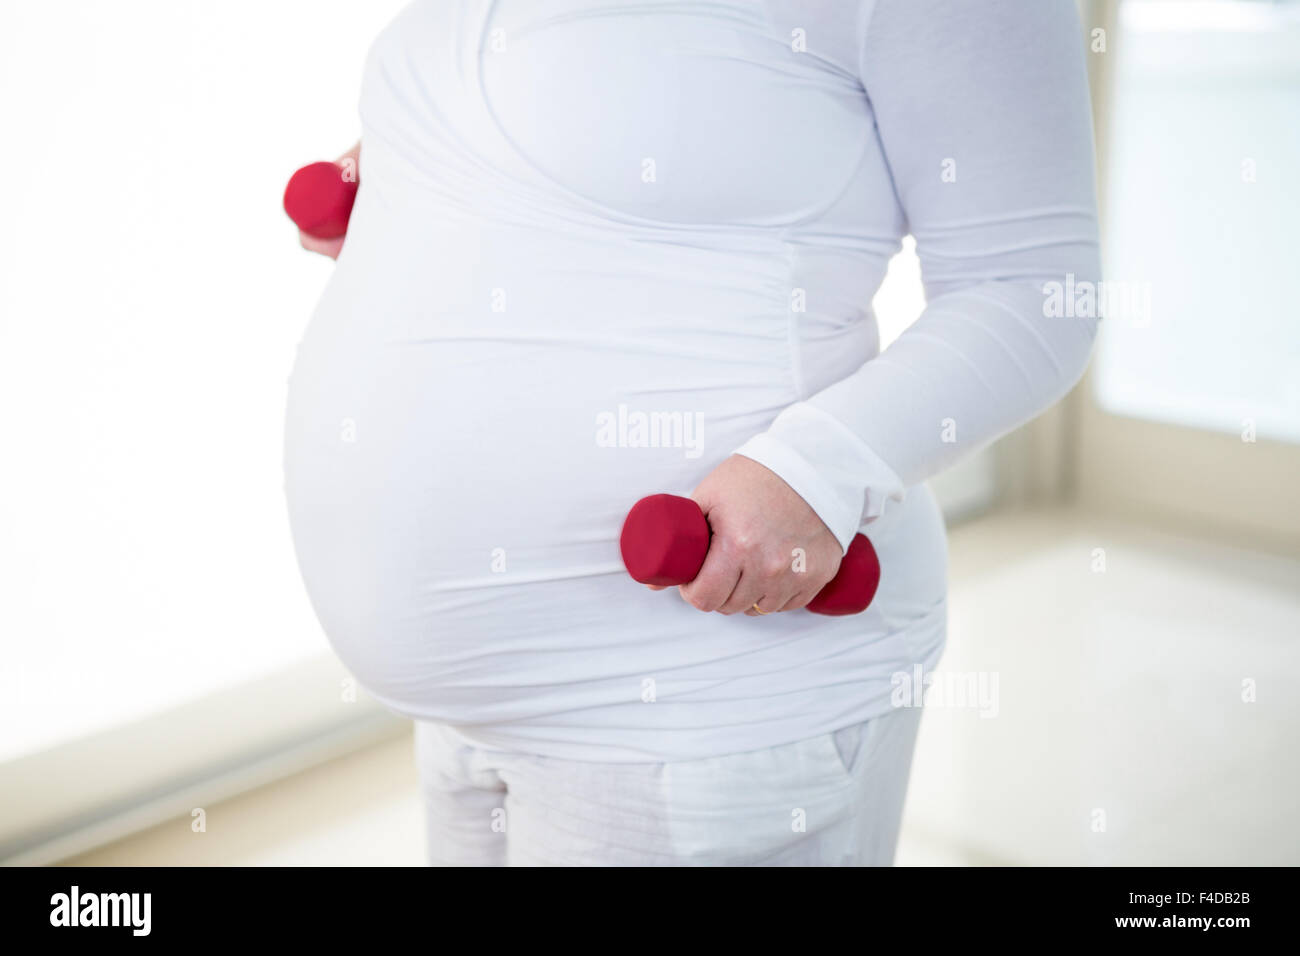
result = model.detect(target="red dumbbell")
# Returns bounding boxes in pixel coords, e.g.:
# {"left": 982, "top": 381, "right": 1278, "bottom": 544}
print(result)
{"left": 283, "top": 161, "right": 358, "bottom": 239}
{"left": 619, "top": 494, "right": 881, "bottom": 616}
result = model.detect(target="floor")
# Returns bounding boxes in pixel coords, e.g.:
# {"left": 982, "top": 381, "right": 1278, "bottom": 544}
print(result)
{"left": 64, "top": 508, "right": 1300, "bottom": 866}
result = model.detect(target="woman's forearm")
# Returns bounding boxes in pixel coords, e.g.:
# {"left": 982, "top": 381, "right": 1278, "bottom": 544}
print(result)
{"left": 734, "top": 0, "right": 1101, "bottom": 550}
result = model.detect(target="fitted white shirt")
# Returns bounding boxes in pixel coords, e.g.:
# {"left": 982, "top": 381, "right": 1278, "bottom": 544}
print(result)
{"left": 284, "top": 0, "right": 1100, "bottom": 761}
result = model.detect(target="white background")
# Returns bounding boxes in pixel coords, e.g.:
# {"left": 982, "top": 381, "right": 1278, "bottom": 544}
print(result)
{"left": 0, "top": 1, "right": 408, "bottom": 760}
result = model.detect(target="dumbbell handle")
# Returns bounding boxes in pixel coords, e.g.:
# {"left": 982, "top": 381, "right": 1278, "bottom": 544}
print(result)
{"left": 283, "top": 161, "right": 358, "bottom": 240}
{"left": 619, "top": 494, "right": 881, "bottom": 616}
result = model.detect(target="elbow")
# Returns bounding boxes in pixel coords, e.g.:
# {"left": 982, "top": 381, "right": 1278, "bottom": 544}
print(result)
{"left": 1038, "top": 264, "right": 1102, "bottom": 402}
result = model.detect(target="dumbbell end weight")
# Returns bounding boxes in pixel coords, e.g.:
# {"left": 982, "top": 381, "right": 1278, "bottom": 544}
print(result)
{"left": 619, "top": 494, "right": 710, "bottom": 587}
{"left": 283, "top": 161, "right": 358, "bottom": 240}
{"left": 804, "top": 533, "right": 880, "bottom": 616}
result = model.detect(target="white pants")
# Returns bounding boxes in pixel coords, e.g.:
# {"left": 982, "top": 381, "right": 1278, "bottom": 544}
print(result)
{"left": 414, "top": 706, "right": 923, "bottom": 866}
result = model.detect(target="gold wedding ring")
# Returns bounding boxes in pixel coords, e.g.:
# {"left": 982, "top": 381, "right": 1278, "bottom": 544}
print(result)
{"left": 751, "top": 604, "right": 770, "bottom": 615}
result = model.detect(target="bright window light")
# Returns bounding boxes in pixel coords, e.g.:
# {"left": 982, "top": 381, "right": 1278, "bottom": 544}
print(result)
{"left": 1093, "top": 0, "right": 1300, "bottom": 443}
{"left": 0, "top": 1, "right": 408, "bottom": 761}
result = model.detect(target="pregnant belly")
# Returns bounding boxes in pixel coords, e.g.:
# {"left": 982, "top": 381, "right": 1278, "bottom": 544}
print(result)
{"left": 282, "top": 226, "right": 831, "bottom": 712}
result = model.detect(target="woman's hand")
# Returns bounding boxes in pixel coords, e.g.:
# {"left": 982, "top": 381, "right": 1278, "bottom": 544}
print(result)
{"left": 298, "top": 141, "right": 360, "bottom": 259}
{"left": 660, "top": 454, "right": 844, "bottom": 616}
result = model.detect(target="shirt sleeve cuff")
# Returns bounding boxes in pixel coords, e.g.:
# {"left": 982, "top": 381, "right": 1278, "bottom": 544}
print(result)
{"left": 732, "top": 403, "right": 906, "bottom": 553}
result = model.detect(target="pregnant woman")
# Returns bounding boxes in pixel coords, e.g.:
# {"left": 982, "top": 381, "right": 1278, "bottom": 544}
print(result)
{"left": 284, "top": 0, "right": 1100, "bottom": 865}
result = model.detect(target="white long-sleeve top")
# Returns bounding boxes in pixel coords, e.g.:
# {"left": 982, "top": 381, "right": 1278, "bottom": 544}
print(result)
{"left": 736, "top": 0, "right": 1102, "bottom": 550}
{"left": 284, "top": 0, "right": 1101, "bottom": 761}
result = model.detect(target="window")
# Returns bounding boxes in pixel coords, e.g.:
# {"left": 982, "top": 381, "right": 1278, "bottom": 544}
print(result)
{"left": 1092, "top": 0, "right": 1300, "bottom": 443}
